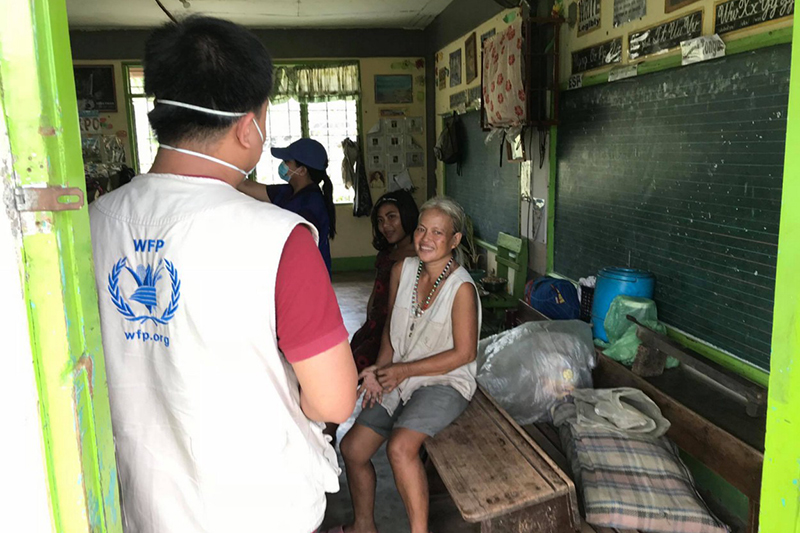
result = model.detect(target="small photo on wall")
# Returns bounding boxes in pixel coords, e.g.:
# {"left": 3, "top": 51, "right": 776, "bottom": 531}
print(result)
{"left": 367, "top": 154, "right": 384, "bottom": 173}
{"left": 449, "top": 49, "right": 462, "bottom": 87}
{"left": 382, "top": 118, "right": 405, "bottom": 134}
{"left": 438, "top": 68, "right": 447, "bottom": 90}
{"left": 369, "top": 170, "right": 386, "bottom": 189}
{"left": 375, "top": 74, "right": 413, "bottom": 104}
{"left": 388, "top": 153, "right": 405, "bottom": 173}
{"left": 366, "top": 133, "right": 383, "bottom": 153}
{"left": 406, "top": 151, "right": 424, "bottom": 168}
{"left": 407, "top": 116, "right": 424, "bottom": 133}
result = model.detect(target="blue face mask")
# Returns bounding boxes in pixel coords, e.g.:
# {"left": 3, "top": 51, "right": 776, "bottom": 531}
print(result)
{"left": 278, "top": 162, "right": 297, "bottom": 182}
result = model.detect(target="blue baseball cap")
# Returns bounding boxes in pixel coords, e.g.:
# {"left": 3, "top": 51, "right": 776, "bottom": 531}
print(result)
{"left": 270, "top": 138, "right": 328, "bottom": 170}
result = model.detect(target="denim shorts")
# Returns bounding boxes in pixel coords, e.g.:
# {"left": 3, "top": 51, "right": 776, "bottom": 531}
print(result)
{"left": 356, "top": 385, "right": 470, "bottom": 438}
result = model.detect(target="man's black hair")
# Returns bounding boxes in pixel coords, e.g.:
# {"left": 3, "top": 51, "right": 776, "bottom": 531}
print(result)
{"left": 144, "top": 16, "right": 273, "bottom": 145}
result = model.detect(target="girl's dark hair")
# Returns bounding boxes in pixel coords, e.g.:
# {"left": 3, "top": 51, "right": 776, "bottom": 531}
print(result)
{"left": 144, "top": 16, "right": 273, "bottom": 145}
{"left": 371, "top": 190, "right": 419, "bottom": 251}
{"left": 303, "top": 165, "right": 337, "bottom": 239}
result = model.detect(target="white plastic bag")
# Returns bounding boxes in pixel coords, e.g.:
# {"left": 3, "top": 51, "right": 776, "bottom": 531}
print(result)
{"left": 477, "top": 320, "right": 596, "bottom": 424}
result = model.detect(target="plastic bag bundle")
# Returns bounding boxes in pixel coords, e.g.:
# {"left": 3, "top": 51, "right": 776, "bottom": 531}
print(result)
{"left": 477, "top": 320, "right": 596, "bottom": 424}
{"left": 600, "top": 296, "right": 678, "bottom": 369}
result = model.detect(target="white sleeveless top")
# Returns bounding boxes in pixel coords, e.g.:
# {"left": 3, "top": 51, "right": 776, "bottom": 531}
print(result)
{"left": 382, "top": 257, "right": 482, "bottom": 415}
{"left": 90, "top": 174, "right": 337, "bottom": 533}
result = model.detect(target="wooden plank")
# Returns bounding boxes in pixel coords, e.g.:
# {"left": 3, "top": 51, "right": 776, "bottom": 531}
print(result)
{"left": 594, "top": 352, "right": 763, "bottom": 501}
{"left": 478, "top": 390, "right": 578, "bottom": 503}
{"left": 497, "top": 232, "right": 524, "bottom": 253}
{"left": 426, "top": 388, "right": 575, "bottom": 524}
{"left": 481, "top": 495, "right": 575, "bottom": 533}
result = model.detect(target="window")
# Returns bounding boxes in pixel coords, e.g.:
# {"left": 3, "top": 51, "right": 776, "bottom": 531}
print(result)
{"left": 254, "top": 96, "right": 359, "bottom": 204}
{"left": 125, "top": 62, "right": 361, "bottom": 204}
{"left": 124, "top": 66, "right": 158, "bottom": 174}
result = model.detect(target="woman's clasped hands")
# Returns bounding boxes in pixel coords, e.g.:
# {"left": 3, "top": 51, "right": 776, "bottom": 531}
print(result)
{"left": 357, "top": 363, "right": 409, "bottom": 408}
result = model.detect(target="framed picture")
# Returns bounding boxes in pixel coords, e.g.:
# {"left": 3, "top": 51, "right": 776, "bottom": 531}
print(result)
{"left": 438, "top": 68, "right": 447, "bottom": 90}
{"left": 74, "top": 65, "right": 117, "bottom": 112}
{"left": 375, "top": 74, "right": 413, "bottom": 104}
{"left": 465, "top": 33, "right": 478, "bottom": 83}
{"left": 449, "top": 49, "right": 462, "bottom": 87}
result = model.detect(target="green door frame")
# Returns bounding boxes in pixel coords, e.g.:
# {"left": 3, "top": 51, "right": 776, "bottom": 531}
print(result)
{"left": 0, "top": 0, "right": 121, "bottom": 530}
{"left": 759, "top": 12, "right": 800, "bottom": 533}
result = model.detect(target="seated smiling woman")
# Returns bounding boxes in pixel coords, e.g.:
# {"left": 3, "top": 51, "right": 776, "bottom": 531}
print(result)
{"left": 339, "top": 196, "right": 481, "bottom": 533}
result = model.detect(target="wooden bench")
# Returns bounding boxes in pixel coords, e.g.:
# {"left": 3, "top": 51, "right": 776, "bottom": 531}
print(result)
{"left": 510, "top": 300, "right": 765, "bottom": 533}
{"left": 425, "top": 387, "right": 581, "bottom": 532}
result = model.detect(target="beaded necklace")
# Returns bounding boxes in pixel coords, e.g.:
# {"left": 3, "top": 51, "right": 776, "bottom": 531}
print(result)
{"left": 411, "top": 257, "right": 453, "bottom": 319}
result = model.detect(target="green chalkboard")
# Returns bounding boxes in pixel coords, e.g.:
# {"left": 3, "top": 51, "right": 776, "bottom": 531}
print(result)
{"left": 445, "top": 109, "right": 520, "bottom": 242}
{"left": 555, "top": 44, "right": 790, "bottom": 370}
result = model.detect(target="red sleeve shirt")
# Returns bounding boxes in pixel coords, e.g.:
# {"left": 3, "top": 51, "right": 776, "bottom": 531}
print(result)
{"left": 275, "top": 226, "right": 348, "bottom": 363}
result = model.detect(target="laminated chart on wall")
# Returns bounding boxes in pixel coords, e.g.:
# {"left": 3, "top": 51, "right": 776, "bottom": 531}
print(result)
{"left": 714, "top": 0, "right": 794, "bottom": 35}
{"left": 628, "top": 10, "right": 703, "bottom": 61}
{"left": 613, "top": 0, "right": 646, "bottom": 27}
{"left": 365, "top": 116, "right": 424, "bottom": 191}
{"left": 578, "top": 0, "right": 601, "bottom": 35}
{"left": 571, "top": 38, "right": 622, "bottom": 75}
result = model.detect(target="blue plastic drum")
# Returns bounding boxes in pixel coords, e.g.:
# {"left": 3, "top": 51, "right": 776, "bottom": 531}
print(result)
{"left": 591, "top": 267, "right": 655, "bottom": 341}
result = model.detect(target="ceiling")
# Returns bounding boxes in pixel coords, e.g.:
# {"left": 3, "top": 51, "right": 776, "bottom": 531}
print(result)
{"left": 66, "top": 0, "right": 456, "bottom": 30}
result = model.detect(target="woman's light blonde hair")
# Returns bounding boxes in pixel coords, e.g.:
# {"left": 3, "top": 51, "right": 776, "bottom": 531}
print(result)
{"left": 419, "top": 196, "right": 467, "bottom": 265}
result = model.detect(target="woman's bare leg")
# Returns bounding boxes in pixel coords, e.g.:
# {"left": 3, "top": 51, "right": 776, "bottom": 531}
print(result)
{"left": 340, "top": 424, "right": 387, "bottom": 533}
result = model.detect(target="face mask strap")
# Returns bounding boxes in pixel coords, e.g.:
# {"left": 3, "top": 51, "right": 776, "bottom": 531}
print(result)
{"left": 156, "top": 99, "right": 248, "bottom": 118}
{"left": 160, "top": 144, "right": 249, "bottom": 176}
{"left": 156, "top": 100, "right": 267, "bottom": 177}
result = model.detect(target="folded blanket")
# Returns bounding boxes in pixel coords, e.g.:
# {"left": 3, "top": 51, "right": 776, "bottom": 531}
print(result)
{"left": 553, "top": 394, "right": 729, "bottom": 533}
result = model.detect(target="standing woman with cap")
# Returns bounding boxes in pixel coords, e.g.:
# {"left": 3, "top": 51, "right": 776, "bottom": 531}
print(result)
{"left": 239, "top": 138, "right": 336, "bottom": 276}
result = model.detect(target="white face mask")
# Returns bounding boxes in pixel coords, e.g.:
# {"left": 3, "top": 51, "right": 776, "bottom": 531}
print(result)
{"left": 156, "top": 99, "right": 265, "bottom": 176}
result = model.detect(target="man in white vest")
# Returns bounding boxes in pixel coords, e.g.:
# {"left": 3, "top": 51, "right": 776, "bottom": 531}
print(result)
{"left": 90, "top": 16, "right": 357, "bottom": 533}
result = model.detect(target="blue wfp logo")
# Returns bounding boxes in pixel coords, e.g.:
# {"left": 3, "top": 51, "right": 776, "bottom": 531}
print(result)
{"left": 107, "top": 240, "right": 180, "bottom": 348}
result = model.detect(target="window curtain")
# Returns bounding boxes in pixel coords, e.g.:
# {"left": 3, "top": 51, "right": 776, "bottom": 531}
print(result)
{"left": 271, "top": 63, "right": 360, "bottom": 104}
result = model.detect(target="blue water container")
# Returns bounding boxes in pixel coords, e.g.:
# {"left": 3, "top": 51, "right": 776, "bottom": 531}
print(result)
{"left": 591, "top": 267, "right": 655, "bottom": 341}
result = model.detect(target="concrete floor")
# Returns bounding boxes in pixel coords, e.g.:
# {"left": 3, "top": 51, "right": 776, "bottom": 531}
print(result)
{"left": 322, "top": 271, "right": 411, "bottom": 533}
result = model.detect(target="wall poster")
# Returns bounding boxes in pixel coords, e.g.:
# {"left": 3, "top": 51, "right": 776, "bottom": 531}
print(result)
{"left": 450, "top": 49, "right": 463, "bottom": 87}
{"left": 74, "top": 65, "right": 117, "bottom": 112}
{"left": 465, "top": 32, "right": 478, "bottom": 83}
{"left": 714, "top": 0, "right": 794, "bottom": 35}
{"left": 578, "top": 0, "right": 601, "bottom": 35}
{"left": 571, "top": 38, "right": 623, "bottom": 74}
{"left": 628, "top": 9, "right": 703, "bottom": 61}
{"left": 614, "top": 0, "right": 647, "bottom": 27}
